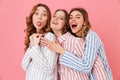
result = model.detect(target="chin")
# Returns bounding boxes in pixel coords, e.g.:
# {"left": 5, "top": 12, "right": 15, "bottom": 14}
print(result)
{"left": 71, "top": 30, "right": 76, "bottom": 33}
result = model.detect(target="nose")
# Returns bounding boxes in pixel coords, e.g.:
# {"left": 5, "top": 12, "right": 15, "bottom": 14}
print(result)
{"left": 53, "top": 17, "right": 57, "bottom": 20}
{"left": 70, "top": 18, "right": 76, "bottom": 22}
{"left": 38, "top": 15, "right": 42, "bottom": 19}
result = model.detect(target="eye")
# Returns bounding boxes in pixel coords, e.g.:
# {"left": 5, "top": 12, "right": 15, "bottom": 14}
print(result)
{"left": 69, "top": 16, "right": 73, "bottom": 19}
{"left": 42, "top": 13, "right": 47, "bottom": 16}
{"left": 76, "top": 16, "right": 81, "bottom": 18}
{"left": 34, "top": 12, "right": 39, "bottom": 15}
{"left": 60, "top": 17, "right": 64, "bottom": 20}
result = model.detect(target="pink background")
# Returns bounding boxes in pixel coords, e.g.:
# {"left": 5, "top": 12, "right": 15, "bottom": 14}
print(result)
{"left": 0, "top": 0, "right": 120, "bottom": 80}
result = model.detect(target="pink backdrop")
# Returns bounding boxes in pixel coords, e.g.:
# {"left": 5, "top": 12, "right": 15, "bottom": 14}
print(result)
{"left": 0, "top": 0, "right": 120, "bottom": 80}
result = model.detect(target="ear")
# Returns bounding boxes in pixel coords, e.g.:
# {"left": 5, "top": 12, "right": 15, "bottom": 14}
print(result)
{"left": 83, "top": 22, "right": 86, "bottom": 26}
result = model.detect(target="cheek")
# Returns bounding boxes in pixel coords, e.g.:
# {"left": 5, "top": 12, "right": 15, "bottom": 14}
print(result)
{"left": 43, "top": 17, "right": 48, "bottom": 22}
{"left": 32, "top": 19, "right": 36, "bottom": 25}
{"left": 60, "top": 21, "right": 65, "bottom": 27}
{"left": 78, "top": 23, "right": 83, "bottom": 28}
{"left": 42, "top": 18, "right": 48, "bottom": 25}
{"left": 69, "top": 20, "right": 73, "bottom": 27}
{"left": 32, "top": 16, "right": 37, "bottom": 23}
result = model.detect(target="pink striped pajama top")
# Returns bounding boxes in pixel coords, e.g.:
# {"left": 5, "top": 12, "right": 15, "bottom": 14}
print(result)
{"left": 57, "top": 32, "right": 108, "bottom": 80}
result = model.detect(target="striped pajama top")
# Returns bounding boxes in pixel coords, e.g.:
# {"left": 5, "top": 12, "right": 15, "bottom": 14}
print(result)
{"left": 60, "top": 30, "right": 113, "bottom": 80}
{"left": 57, "top": 32, "right": 89, "bottom": 80}
{"left": 21, "top": 32, "right": 58, "bottom": 80}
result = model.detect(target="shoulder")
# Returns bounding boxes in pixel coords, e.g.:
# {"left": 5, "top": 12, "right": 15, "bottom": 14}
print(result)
{"left": 45, "top": 32, "right": 55, "bottom": 37}
{"left": 45, "top": 32, "right": 56, "bottom": 41}
{"left": 86, "top": 29, "right": 103, "bottom": 45}
{"left": 86, "top": 29, "right": 100, "bottom": 39}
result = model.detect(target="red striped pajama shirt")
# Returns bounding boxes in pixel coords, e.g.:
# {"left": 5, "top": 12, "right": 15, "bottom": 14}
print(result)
{"left": 57, "top": 32, "right": 108, "bottom": 80}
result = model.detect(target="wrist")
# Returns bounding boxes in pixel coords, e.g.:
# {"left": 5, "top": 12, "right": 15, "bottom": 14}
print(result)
{"left": 61, "top": 48, "right": 65, "bottom": 55}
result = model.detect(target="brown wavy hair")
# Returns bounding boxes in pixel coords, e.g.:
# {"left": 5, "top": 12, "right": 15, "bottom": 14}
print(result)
{"left": 53, "top": 9, "right": 70, "bottom": 34}
{"left": 24, "top": 3, "right": 51, "bottom": 51}
{"left": 69, "top": 8, "right": 91, "bottom": 40}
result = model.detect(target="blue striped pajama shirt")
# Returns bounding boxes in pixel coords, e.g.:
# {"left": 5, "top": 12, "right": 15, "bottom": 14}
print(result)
{"left": 60, "top": 30, "right": 113, "bottom": 80}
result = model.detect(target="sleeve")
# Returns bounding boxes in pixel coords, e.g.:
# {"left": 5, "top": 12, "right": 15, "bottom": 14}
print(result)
{"left": 61, "top": 32, "right": 99, "bottom": 73}
{"left": 28, "top": 33, "right": 58, "bottom": 72}
{"left": 21, "top": 47, "right": 32, "bottom": 71}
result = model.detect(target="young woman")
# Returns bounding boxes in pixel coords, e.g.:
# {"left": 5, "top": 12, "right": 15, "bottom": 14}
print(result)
{"left": 48, "top": 9, "right": 90, "bottom": 80}
{"left": 21, "top": 3, "right": 58, "bottom": 80}
{"left": 46, "top": 8, "right": 113, "bottom": 80}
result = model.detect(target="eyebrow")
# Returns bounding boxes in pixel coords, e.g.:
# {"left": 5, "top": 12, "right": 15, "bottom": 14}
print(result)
{"left": 36, "top": 9, "right": 47, "bottom": 13}
{"left": 54, "top": 14, "right": 65, "bottom": 18}
{"left": 70, "top": 14, "right": 82, "bottom": 16}
{"left": 59, "top": 15, "right": 64, "bottom": 18}
{"left": 76, "top": 14, "right": 82, "bottom": 16}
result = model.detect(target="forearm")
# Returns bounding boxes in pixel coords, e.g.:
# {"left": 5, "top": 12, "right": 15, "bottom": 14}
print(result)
{"left": 61, "top": 51, "right": 92, "bottom": 73}
{"left": 29, "top": 45, "right": 51, "bottom": 70}
{"left": 21, "top": 47, "right": 32, "bottom": 71}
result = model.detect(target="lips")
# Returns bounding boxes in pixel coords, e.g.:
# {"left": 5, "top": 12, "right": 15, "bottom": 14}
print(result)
{"left": 71, "top": 24, "right": 77, "bottom": 28}
{"left": 52, "top": 21, "right": 58, "bottom": 25}
{"left": 71, "top": 22, "right": 77, "bottom": 29}
{"left": 36, "top": 22, "right": 41, "bottom": 27}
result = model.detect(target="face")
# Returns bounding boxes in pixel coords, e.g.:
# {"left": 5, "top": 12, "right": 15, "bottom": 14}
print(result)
{"left": 50, "top": 11, "right": 66, "bottom": 33}
{"left": 69, "top": 10, "right": 85, "bottom": 36}
{"left": 32, "top": 6, "right": 48, "bottom": 32}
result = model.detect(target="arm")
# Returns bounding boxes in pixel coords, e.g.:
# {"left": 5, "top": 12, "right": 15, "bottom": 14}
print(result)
{"left": 61, "top": 32, "right": 99, "bottom": 73}
{"left": 28, "top": 45, "right": 51, "bottom": 70}
{"left": 21, "top": 47, "right": 32, "bottom": 71}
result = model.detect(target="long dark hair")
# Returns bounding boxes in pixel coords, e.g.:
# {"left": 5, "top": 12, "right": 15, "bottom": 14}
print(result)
{"left": 69, "top": 8, "right": 91, "bottom": 40}
{"left": 24, "top": 3, "right": 51, "bottom": 51}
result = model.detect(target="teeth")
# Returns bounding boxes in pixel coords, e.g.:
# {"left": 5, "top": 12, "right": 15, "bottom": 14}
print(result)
{"left": 52, "top": 21, "right": 58, "bottom": 25}
{"left": 71, "top": 24, "right": 77, "bottom": 28}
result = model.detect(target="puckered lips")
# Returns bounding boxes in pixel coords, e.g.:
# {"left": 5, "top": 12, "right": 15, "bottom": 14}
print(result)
{"left": 36, "top": 21, "right": 42, "bottom": 27}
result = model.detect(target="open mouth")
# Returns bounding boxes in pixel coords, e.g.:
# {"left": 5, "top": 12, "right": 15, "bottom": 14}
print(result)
{"left": 71, "top": 24, "right": 77, "bottom": 29}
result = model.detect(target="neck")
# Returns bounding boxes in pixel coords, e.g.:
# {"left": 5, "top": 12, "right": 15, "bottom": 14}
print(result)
{"left": 53, "top": 30, "right": 62, "bottom": 38}
{"left": 75, "top": 29, "right": 82, "bottom": 37}
{"left": 37, "top": 29, "right": 43, "bottom": 34}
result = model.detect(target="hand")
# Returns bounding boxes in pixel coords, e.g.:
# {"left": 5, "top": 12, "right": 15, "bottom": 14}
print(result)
{"left": 33, "top": 33, "right": 41, "bottom": 45}
{"left": 47, "top": 40, "right": 65, "bottom": 55}
{"left": 40, "top": 37, "right": 47, "bottom": 46}
{"left": 29, "top": 33, "right": 42, "bottom": 47}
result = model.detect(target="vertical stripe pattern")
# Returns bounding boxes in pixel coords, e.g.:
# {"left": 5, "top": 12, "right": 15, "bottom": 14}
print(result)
{"left": 57, "top": 32, "right": 89, "bottom": 80}
{"left": 60, "top": 30, "right": 113, "bottom": 80}
{"left": 21, "top": 32, "right": 58, "bottom": 80}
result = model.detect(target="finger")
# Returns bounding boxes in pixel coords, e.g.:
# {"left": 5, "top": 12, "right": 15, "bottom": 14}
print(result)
{"left": 35, "top": 34, "right": 42, "bottom": 40}
{"left": 47, "top": 46, "right": 53, "bottom": 51}
{"left": 40, "top": 42, "right": 46, "bottom": 46}
{"left": 40, "top": 37, "right": 46, "bottom": 40}
{"left": 40, "top": 40, "right": 47, "bottom": 46}
{"left": 47, "top": 41, "right": 53, "bottom": 46}
{"left": 36, "top": 34, "right": 40, "bottom": 38}
{"left": 40, "top": 37, "right": 46, "bottom": 43}
{"left": 55, "top": 40, "right": 59, "bottom": 44}
{"left": 47, "top": 40, "right": 53, "bottom": 44}
{"left": 42, "top": 34, "right": 45, "bottom": 37}
{"left": 36, "top": 35, "right": 39, "bottom": 38}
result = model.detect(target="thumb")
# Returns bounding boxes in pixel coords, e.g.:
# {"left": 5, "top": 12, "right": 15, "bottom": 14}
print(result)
{"left": 55, "top": 40, "right": 59, "bottom": 44}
